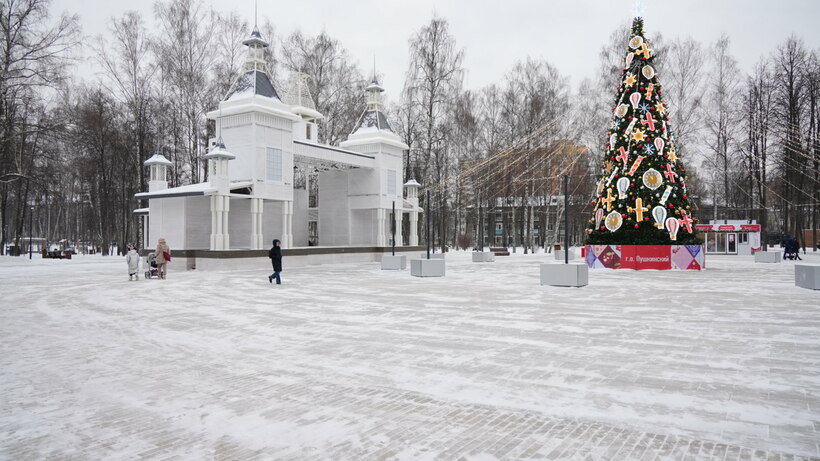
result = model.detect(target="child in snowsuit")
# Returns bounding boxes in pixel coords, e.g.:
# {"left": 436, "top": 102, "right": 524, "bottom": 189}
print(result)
{"left": 126, "top": 245, "right": 141, "bottom": 281}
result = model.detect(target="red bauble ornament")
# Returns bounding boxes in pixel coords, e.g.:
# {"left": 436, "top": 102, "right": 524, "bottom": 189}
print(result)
{"left": 634, "top": 224, "right": 640, "bottom": 229}
{"left": 621, "top": 214, "right": 627, "bottom": 218}
{"left": 683, "top": 195, "right": 688, "bottom": 199}
{"left": 668, "top": 203, "right": 674, "bottom": 208}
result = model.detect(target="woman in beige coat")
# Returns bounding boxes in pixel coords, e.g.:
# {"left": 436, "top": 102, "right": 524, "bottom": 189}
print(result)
{"left": 155, "top": 238, "right": 170, "bottom": 279}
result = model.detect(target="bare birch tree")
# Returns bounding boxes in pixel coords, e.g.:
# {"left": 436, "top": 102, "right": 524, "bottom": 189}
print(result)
{"left": 280, "top": 31, "right": 364, "bottom": 146}
{"left": 703, "top": 34, "right": 742, "bottom": 214}
{"left": 402, "top": 16, "right": 464, "bottom": 249}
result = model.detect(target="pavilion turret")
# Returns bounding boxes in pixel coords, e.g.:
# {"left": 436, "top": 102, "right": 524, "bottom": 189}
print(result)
{"left": 145, "top": 153, "right": 172, "bottom": 192}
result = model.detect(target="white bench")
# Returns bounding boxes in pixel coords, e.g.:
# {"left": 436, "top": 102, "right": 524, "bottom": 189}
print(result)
{"left": 754, "top": 250, "right": 782, "bottom": 263}
{"left": 411, "top": 258, "right": 445, "bottom": 277}
{"left": 795, "top": 264, "right": 820, "bottom": 290}
{"left": 540, "top": 263, "right": 588, "bottom": 287}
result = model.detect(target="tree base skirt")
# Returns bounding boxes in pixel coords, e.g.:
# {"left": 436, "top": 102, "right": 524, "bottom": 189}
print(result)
{"left": 585, "top": 244, "right": 705, "bottom": 270}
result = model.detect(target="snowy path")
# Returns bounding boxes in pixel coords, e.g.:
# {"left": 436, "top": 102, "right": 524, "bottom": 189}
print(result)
{"left": 1, "top": 252, "right": 819, "bottom": 460}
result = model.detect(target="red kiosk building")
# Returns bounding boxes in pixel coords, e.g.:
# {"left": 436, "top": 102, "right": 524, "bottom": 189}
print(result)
{"left": 696, "top": 220, "right": 761, "bottom": 256}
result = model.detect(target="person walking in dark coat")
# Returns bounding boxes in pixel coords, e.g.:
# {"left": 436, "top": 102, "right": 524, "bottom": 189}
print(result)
{"left": 788, "top": 237, "right": 802, "bottom": 260}
{"left": 268, "top": 239, "right": 282, "bottom": 284}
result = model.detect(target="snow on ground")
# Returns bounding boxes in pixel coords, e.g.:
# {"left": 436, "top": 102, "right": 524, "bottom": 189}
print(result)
{"left": 1, "top": 251, "right": 819, "bottom": 460}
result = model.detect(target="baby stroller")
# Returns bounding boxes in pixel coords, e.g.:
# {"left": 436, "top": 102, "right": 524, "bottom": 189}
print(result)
{"left": 783, "top": 238, "right": 802, "bottom": 260}
{"left": 144, "top": 252, "right": 160, "bottom": 279}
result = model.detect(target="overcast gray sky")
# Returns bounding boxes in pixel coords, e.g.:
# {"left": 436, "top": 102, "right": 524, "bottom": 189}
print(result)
{"left": 53, "top": 0, "right": 819, "bottom": 98}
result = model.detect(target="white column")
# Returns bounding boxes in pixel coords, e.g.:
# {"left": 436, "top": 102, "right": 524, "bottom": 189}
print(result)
{"left": 409, "top": 211, "right": 418, "bottom": 246}
{"left": 395, "top": 209, "right": 403, "bottom": 246}
{"left": 281, "top": 201, "right": 293, "bottom": 248}
{"left": 376, "top": 209, "right": 385, "bottom": 247}
{"left": 210, "top": 195, "right": 222, "bottom": 250}
{"left": 256, "top": 199, "right": 264, "bottom": 250}
{"left": 287, "top": 201, "right": 293, "bottom": 248}
{"left": 250, "top": 199, "right": 259, "bottom": 250}
{"left": 142, "top": 216, "right": 148, "bottom": 249}
{"left": 222, "top": 196, "right": 230, "bottom": 250}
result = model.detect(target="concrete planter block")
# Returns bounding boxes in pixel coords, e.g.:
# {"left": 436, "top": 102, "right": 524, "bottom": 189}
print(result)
{"left": 430, "top": 253, "right": 445, "bottom": 260}
{"left": 755, "top": 250, "right": 782, "bottom": 263}
{"left": 381, "top": 255, "right": 407, "bottom": 270}
{"left": 554, "top": 249, "right": 576, "bottom": 261}
{"left": 411, "top": 258, "right": 445, "bottom": 277}
{"left": 472, "top": 251, "right": 495, "bottom": 262}
{"left": 795, "top": 264, "right": 820, "bottom": 290}
{"left": 540, "top": 263, "right": 588, "bottom": 287}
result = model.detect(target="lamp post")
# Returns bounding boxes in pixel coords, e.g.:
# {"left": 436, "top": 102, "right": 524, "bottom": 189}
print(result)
{"left": 563, "top": 175, "right": 569, "bottom": 265}
{"left": 29, "top": 204, "right": 34, "bottom": 259}
{"left": 426, "top": 189, "right": 431, "bottom": 260}
{"left": 391, "top": 201, "right": 396, "bottom": 257}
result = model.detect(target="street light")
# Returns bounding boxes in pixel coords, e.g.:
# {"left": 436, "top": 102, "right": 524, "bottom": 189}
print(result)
{"left": 29, "top": 204, "right": 34, "bottom": 259}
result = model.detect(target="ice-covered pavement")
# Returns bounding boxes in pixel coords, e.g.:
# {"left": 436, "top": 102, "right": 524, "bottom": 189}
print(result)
{"left": 1, "top": 251, "right": 819, "bottom": 460}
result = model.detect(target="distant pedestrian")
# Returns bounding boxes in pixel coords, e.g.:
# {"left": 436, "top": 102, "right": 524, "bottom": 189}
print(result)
{"left": 155, "top": 238, "right": 170, "bottom": 279}
{"left": 126, "top": 244, "right": 141, "bottom": 281}
{"left": 789, "top": 237, "right": 802, "bottom": 260}
{"left": 268, "top": 239, "right": 282, "bottom": 284}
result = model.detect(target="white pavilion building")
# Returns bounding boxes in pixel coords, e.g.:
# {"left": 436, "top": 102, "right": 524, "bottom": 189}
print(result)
{"left": 135, "top": 26, "right": 422, "bottom": 266}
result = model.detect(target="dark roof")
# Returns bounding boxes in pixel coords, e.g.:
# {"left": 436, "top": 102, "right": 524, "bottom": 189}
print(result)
{"left": 226, "top": 70, "right": 280, "bottom": 100}
{"left": 242, "top": 27, "right": 269, "bottom": 47}
{"left": 355, "top": 109, "right": 392, "bottom": 133}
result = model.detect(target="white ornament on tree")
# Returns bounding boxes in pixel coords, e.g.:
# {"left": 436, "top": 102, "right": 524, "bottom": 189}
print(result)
{"left": 665, "top": 217, "right": 680, "bottom": 241}
{"left": 654, "top": 137, "right": 665, "bottom": 153}
{"left": 605, "top": 210, "right": 623, "bottom": 232}
{"left": 652, "top": 206, "right": 667, "bottom": 229}
{"left": 616, "top": 177, "right": 631, "bottom": 199}
{"left": 629, "top": 92, "right": 642, "bottom": 109}
{"left": 642, "top": 168, "right": 663, "bottom": 190}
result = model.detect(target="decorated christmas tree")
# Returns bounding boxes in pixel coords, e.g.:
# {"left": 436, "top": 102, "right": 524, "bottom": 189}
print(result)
{"left": 585, "top": 18, "right": 701, "bottom": 245}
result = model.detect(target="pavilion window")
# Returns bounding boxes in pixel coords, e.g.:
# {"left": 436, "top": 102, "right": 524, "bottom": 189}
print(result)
{"left": 266, "top": 148, "right": 282, "bottom": 181}
{"left": 387, "top": 170, "right": 397, "bottom": 196}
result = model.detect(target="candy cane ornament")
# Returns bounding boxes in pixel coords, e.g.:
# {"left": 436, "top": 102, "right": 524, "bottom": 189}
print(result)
{"left": 627, "top": 155, "right": 645, "bottom": 176}
{"left": 659, "top": 185, "right": 673, "bottom": 205}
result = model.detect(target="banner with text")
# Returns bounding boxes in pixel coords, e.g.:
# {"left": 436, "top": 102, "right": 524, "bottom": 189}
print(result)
{"left": 586, "top": 245, "right": 705, "bottom": 271}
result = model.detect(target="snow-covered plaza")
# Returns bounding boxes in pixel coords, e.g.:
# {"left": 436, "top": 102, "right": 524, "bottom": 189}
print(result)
{"left": 1, "top": 253, "right": 819, "bottom": 460}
